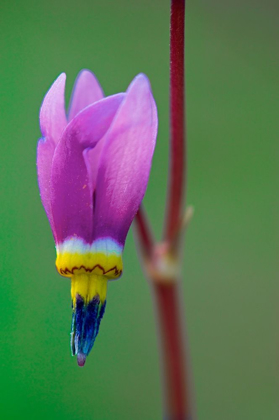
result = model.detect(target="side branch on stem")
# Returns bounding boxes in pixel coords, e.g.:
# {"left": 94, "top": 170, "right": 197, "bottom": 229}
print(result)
{"left": 134, "top": 206, "right": 154, "bottom": 259}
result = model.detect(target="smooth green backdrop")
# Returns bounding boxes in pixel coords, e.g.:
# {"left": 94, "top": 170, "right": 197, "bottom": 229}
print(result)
{"left": 0, "top": 0, "right": 278, "bottom": 419}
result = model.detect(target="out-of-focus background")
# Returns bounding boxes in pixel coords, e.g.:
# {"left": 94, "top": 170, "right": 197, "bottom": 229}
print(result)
{"left": 0, "top": 0, "right": 278, "bottom": 418}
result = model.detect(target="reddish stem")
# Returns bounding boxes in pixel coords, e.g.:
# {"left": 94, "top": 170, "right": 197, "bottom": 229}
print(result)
{"left": 165, "top": 0, "right": 186, "bottom": 245}
{"left": 153, "top": 281, "right": 192, "bottom": 420}
{"left": 133, "top": 1, "right": 193, "bottom": 418}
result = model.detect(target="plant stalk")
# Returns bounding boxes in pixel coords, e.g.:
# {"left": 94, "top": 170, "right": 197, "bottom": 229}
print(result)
{"left": 134, "top": 0, "right": 194, "bottom": 418}
{"left": 165, "top": 0, "right": 186, "bottom": 246}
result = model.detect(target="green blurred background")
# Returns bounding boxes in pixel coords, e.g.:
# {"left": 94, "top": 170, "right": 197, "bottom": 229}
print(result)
{"left": 0, "top": 0, "right": 278, "bottom": 418}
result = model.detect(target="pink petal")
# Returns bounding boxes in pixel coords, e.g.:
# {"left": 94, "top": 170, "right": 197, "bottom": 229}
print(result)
{"left": 83, "top": 136, "right": 107, "bottom": 198}
{"left": 37, "top": 138, "right": 56, "bottom": 238}
{"left": 37, "top": 73, "right": 67, "bottom": 238}
{"left": 50, "top": 93, "right": 125, "bottom": 244}
{"left": 68, "top": 70, "right": 104, "bottom": 121}
{"left": 39, "top": 73, "right": 67, "bottom": 145}
{"left": 93, "top": 74, "right": 158, "bottom": 245}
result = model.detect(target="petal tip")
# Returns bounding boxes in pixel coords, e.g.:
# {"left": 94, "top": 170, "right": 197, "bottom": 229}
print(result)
{"left": 126, "top": 73, "right": 153, "bottom": 102}
{"left": 45, "top": 72, "right": 67, "bottom": 94}
{"left": 77, "top": 68, "right": 95, "bottom": 78}
{"left": 57, "top": 72, "right": 67, "bottom": 81}
{"left": 39, "top": 72, "right": 67, "bottom": 139}
{"left": 131, "top": 73, "right": 151, "bottom": 89}
{"left": 68, "top": 69, "right": 104, "bottom": 121}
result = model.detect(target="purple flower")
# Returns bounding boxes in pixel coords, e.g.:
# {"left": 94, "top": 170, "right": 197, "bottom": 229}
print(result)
{"left": 37, "top": 70, "right": 157, "bottom": 365}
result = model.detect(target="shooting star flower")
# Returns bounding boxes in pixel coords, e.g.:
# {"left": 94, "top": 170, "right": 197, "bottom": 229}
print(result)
{"left": 37, "top": 70, "right": 157, "bottom": 366}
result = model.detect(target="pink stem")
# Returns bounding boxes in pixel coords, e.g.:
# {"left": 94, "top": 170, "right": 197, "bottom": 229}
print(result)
{"left": 133, "top": 1, "right": 193, "bottom": 418}
{"left": 155, "top": 2, "right": 192, "bottom": 418}
{"left": 154, "top": 281, "right": 191, "bottom": 420}
{"left": 165, "top": 0, "right": 186, "bottom": 245}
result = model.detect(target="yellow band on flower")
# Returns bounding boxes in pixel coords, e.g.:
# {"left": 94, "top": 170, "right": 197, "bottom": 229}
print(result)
{"left": 55, "top": 237, "right": 123, "bottom": 280}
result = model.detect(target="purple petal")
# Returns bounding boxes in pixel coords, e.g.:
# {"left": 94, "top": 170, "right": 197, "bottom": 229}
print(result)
{"left": 39, "top": 73, "right": 67, "bottom": 144}
{"left": 37, "top": 138, "right": 56, "bottom": 238}
{"left": 50, "top": 93, "right": 125, "bottom": 244}
{"left": 83, "top": 136, "right": 107, "bottom": 197}
{"left": 93, "top": 74, "right": 158, "bottom": 245}
{"left": 37, "top": 73, "right": 67, "bottom": 238}
{"left": 68, "top": 70, "right": 104, "bottom": 121}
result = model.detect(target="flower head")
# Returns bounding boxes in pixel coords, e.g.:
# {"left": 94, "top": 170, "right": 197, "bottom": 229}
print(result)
{"left": 37, "top": 70, "right": 157, "bottom": 365}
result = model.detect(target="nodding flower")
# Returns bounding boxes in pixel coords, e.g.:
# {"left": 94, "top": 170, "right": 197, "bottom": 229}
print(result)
{"left": 37, "top": 70, "right": 158, "bottom": 366}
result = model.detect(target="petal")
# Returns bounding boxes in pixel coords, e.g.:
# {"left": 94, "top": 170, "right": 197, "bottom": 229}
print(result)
{"left": 39, "top": 73, "right": 67, "bottom": 144}
{"left": 37, "top": 73, "right": 67, "bottom": 239}
{"left": 83, "top": 136, "right": 106, "bottom": 197}
{"left": 37, "top": 138, "right": 56, "bottom": 238}
{"left": 93, "top": 74, "right": 158, "bottom": 246}
{"left": 68, "top": 70, "right": 104, "bottom": 121}
{"left": 50, "top": 93, "right": 125, "bottom": 244}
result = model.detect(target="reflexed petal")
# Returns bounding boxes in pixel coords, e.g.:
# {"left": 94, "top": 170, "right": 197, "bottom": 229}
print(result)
{"left": 94, "top": 74, "right": 158, "bottom": 245}
{"left": 68, "top": 70, "right": 104, "bottom": 121}
{"left": 39, "top": 73, "right": 67, "bottom": 144}
{"left": 37, "top": 138, "right": 56, "bottom": 238}
{"left": 51, "top": 93, "right": 125, "bottom": 244}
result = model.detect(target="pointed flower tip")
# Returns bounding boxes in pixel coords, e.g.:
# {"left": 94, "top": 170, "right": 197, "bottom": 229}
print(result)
{"left": 77, "top": 352, "right": 86, "bottom": 367}
{"left": 68, "top": 69, "right": 104, "bottom": 121}
{"left": 45, "top": 72, "right": 66, "bottom": 95}
{"left": 40, "top": 72, "right": 66, "bottom": 106}
{"left": 77, "top": 68, "right": 95, "bottom": 77}
{"left": 126, "top": 73, "right": 154, "bottom": 108}
{"left": 58, "top": 71, "right": 67, "bottom": 81}
{"left": 134, "top": 72, "right": 148, "bottom": 82}
{"left": 130, "top": 73, "right": 151, "bottom": 90}
{"left": 39, "top": 72, "right": 67, "bottom": 138}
